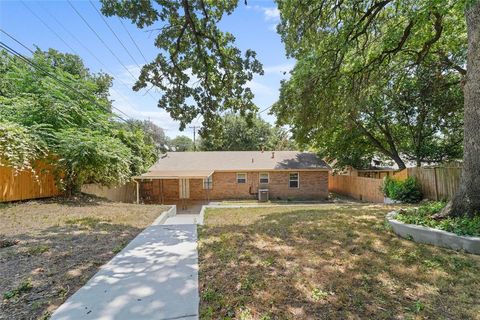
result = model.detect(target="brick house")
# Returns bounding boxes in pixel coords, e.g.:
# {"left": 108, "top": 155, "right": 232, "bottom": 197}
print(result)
{"left": 133, "top": 151, "right": 330, "bottom": 204}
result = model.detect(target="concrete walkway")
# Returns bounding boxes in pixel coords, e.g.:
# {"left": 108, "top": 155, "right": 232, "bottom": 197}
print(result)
{"left": 51, "top": 223, "right": 199, "bottom": 320}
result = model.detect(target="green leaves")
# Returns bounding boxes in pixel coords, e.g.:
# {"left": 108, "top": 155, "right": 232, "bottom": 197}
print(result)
{"left": 274, "top": 0, "right": 466, "bottom": 168}
{"left": 0, "top": 49, "right": 158, "bottom": 192}
{"left": 101, "top": 0, "right": 263, "bottom": 136}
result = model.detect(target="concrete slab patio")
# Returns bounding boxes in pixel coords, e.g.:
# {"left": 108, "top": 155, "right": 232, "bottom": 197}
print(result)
{"left": 51, "top": 223, "right": 199, "bottom": 320}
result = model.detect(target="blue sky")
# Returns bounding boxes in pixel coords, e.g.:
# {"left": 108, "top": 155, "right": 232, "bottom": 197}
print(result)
{"left": 0, "top": 0, "right": 293, "bottom": 138}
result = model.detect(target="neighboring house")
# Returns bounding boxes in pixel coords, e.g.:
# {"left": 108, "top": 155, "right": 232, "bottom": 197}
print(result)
{"left": 133, "top": 151, "right": 331, "bottom": 203}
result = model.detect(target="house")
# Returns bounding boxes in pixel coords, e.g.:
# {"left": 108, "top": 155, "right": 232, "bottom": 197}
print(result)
{"left": 133, "top": 151, "right": 331, "bottom": 204}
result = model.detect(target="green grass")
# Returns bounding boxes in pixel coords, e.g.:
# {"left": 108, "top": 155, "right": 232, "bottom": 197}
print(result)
{"left": 198, "top": 204, "right": 480, "bottom": 319}
{"left": 397, "top": 202, "right": 480, "bottom": 236}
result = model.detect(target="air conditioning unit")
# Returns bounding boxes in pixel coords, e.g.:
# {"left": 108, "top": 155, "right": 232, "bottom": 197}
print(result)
{"left": 258, "top": 189, "right": 269, "bottom": 202}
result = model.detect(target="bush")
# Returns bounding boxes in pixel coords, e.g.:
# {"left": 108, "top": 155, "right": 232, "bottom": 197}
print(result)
{"left": 397, "top": 202, "right": 480, "bottom": 236}
{"left": 382, "top": 176, "right": 423, "bottom": 203}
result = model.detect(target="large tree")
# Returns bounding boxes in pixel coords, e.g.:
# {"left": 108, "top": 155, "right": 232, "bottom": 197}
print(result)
{"left": 274, "top": 0, "right": 479, "bottom": 217}
{"left": 0, "top": 49, "right": 158, "bottom": 193}
{"left": 199, "top": 113, "right": 296, "bottom": 151}
{"left": 101, "top": 0, "right": 263, "bottom": 137}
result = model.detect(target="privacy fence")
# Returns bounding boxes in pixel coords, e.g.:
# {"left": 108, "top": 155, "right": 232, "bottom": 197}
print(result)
{"left": 407, "top": 167, "right": 462, "bottom": 201}
{"left": 329, "top": 166, "right": 463, "bottom": 203}
{"left": 0, "top": 164, "right": 61, "bottom": 202}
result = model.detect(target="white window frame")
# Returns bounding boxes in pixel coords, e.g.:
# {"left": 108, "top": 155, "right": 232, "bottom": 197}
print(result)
{"left": 259, "top": 172, "right": 269, "bottom": 184}
{"left": 203, "top": 176, "right": 213, "bottom": 189}
{"left": 236, "top": 173, "right": 247, "bottom": 184}
{"left": 289, "top": 172, "right": 299, "bottom": 188}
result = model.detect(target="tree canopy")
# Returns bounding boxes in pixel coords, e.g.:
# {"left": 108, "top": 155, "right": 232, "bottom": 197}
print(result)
{"left": 273, "top": 0, "right": 466, "bottom": 169}
{"left": 0, "top": 49, "right": 158, "bottom": 192}
{"left": 199, "top": 113, "right": 296, "bottom": 151}
{"left": 101, "top": 0, "right": 263, "bottom": 137}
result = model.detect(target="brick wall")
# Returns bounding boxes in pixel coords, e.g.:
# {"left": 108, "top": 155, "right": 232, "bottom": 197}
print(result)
{"left": 139, "top": 170, "right": 328, "bottom": 203}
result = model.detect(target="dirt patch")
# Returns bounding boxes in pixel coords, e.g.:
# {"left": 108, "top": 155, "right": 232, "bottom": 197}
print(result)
{"left": 0, "top": 195, "right": 167, "bottom": 319}
{"left": 199, "top": 204, "right": 480, "bottom": 319}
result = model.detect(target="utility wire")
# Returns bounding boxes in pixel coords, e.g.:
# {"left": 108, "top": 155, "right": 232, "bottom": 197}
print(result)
{"left": 89, "top": 0, "right": 141, "bottom": 68}
{"left": 0, "top": 39, "right": 130, "bottom": 123}
{"left": 258, "top": 105, "right": 272, "bottom": 114}
{"left": 21, "top": 1, "right": 79, "bottom": 56}
{"left": 37, "top": 3, "right": 149, "bottom": 116}
{"left": 0, "top": 29, "right": 34, "bottom": 54}
{"left": 67, "top": 0, "right": 138, "bottom": 81}
{"left": 118, "top": 18, "right": 149, "bottom": 64}
{"left": 68, "top": 0, "right": 158, "bottom": 102}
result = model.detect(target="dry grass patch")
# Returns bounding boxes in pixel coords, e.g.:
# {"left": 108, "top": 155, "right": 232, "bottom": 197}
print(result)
{"left": 198, "top": 204, "right": 480, "bottom": 320}
{"left": 0, "top": 195, "right": 167, "bottom": 319}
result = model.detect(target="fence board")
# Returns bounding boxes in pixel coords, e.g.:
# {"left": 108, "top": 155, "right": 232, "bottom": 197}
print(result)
{"left": 81, "top": 182, "right": 137, "bottom": 203}
{"left": 0, "top": 164, "right": 61, "bottom": 202}
{"left": 329, "top": 174, "right": 384, "bottom": 203}
{"left": 408, "top": 167, "right": 462, "bottom": 201}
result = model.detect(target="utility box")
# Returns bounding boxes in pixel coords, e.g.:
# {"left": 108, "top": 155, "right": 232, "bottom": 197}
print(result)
{"left": 258, "top": 189, "right": 269, "bottom": 202}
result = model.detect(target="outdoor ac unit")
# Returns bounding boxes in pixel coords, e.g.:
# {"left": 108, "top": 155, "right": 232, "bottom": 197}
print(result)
{"left": 258, "top": 189, "right": 269, "bottom": 202}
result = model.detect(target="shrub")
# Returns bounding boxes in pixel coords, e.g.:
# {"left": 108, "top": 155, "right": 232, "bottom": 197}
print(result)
{"left": 383, "top": 176, "right": 423, "bottom": 203}
{"left": 397, "top": 202, "right": 480, "bottom": 236}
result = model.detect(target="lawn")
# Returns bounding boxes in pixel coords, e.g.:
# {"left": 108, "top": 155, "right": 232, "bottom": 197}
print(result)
{"left": 198, "top": 204, "right": 480, "bottom": 319}
{"left": 0, "top": 195, "right": 167, "bottom": 319}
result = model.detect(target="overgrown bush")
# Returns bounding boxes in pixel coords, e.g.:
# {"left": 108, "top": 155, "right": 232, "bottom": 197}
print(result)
{"left": 382, "top": 176, "right": 423, "bottom": 203}
{"left": 397, "top": 202, "right": 480, "bottom": 236}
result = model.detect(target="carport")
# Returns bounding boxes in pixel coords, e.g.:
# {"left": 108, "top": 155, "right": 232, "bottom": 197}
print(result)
{"left": 132, "top": 170, "right": 213, "bottom": 208}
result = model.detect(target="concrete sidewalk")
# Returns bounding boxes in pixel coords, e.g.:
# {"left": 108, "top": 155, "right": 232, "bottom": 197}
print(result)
{"left": 51, "top": 224, "right": 199, "bottom": 320}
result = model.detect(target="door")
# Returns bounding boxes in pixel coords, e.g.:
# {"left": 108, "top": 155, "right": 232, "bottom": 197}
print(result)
{"left": 179, "top": 178, "right": 190, "bottom": 199}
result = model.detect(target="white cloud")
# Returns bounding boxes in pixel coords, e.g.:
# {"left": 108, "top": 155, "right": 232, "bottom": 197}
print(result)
{"left": 263, "top": 63, "right": 294, "bottom": 75}
{"left": 263, "top": 7, "right": 280, "bottom": 21}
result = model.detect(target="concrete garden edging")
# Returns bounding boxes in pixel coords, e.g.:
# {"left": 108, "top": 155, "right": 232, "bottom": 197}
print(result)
{"left": 151, "top": 205, "right": 177, "bottom": 225}
{"left": 386, "top": 211, "right": 480, "bottom": 255}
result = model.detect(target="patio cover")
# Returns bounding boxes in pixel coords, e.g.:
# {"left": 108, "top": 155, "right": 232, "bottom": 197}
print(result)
{"left": 132, "top": 170, "right": 214, "bottom": 179}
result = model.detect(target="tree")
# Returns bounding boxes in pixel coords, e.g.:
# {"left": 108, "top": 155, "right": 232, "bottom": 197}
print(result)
{"left": 0, "top": 49, "right": 157, "bottom": 193}
{"left": 170, "top": 135, "right": 194, "bottom": 152}
{"left": 101, "top": 0, "right": 263, "bottom": 137}
{"left": 444, "top": 1, "right": 480, "bottom": 217}
{"left": 199, "top": 113, "right": 295, "bottom": 151}
{"left": 273, "top": 1, "right": 466, "bottom": 170}
{"left": 275, "top": 0, "right": 480, "bottom": 217}
{"left": 137, "top": 120, "right": 170, "bottom": 153}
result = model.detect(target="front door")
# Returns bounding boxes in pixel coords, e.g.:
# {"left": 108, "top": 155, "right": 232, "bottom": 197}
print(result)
{"left": 179, "top": 178, "right": 190, "bottom": 199}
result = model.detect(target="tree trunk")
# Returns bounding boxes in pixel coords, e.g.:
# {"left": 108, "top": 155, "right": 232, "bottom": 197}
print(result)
{"left": 440, "top": 1, "right": 480, "bottom": 218}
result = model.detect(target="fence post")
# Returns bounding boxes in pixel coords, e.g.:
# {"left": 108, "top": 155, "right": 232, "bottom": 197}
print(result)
{"left": 433, "top": 167, "right": 439, "bottom": 201}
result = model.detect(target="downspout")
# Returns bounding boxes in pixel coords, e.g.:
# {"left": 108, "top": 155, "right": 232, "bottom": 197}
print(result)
{"left": 134, "top": 179, "right": 140, "bottom": 204}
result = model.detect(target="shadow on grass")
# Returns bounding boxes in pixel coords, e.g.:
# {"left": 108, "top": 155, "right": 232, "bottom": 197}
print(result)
{"left": 0, "top": 221, "right": 143, "bottom": 319}
{"left": 198, "top": 206, "right": 480, "bottom": 319}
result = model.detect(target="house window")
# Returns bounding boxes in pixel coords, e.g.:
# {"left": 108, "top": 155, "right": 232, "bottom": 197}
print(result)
{"left": 259, "top": 173, "right": 269, "bottom": 184}
{"left": 237, "top": 173, "right": 247, "bottom": 184}
{"left": 289, "top": 172, "right": 299, "bottom": 188}
{"left": 203, "top": 176, "right": 213, "bottom": 189}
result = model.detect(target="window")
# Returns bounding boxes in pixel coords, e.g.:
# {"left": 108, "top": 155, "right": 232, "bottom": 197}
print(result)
{"left": 237, "top": 173, "right": 247, "bottom": 184}
{"left": 289, "top": 172, "right": 299, "bottom": 188}
{"left": 203, "top": 176, "right": 213, "bottom": 189}
{"left": 259, "top": 173, "right": 269, "bottom": 184}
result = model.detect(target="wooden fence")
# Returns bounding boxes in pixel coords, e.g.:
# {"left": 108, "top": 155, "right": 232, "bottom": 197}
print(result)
{"left": 81, "top": 182, "right": 137, "bottom": 203}
{"left": 407, "top": 167, "right": 462, "bottom": 201}
{"left": 328, "top": 174, "right": 384, "bottom": 203}
{"left": 0, "top": 164, "right": 61, "bottom": 202}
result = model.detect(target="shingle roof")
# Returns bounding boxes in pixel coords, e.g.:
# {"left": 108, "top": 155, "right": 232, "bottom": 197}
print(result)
{"left": 137, "top": 151, "right": 330, "bottom": 178}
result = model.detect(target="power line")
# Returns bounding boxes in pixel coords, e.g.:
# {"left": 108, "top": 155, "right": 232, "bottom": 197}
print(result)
{"left": 0, "top": 29, "right": 34, "bottom": 54}
{"left": 118, "top": 18, "right": 149, "bottom": 64}
{"left": 67, "top": 0, "right": 158, "bottom": 102}
{"left": 20, "top": 1, "right": 79, "bottom": 56}
{"left": 67, "top": 0, "right": 138, "bottom": 81}
{"left": 37, "top": 3, "right": 149, "bottom": 117}
{"left": 0, "top": 39, "right": 130, "bottom": 123}
{"left": 258, "top": 105, "right": 272, "bottom": 114}
{"left": 89, "top": 0, "right": 141, "bottom": 68}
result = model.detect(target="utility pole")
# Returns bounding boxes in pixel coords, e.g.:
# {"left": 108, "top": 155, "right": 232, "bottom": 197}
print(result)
{"left": 189, "top": 125, "right": 198, "bottom": 151}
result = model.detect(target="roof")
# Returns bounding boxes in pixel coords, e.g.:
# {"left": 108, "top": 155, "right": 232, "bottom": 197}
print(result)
{"left": 135, "top": 151, "right": 330, "bottom": 179}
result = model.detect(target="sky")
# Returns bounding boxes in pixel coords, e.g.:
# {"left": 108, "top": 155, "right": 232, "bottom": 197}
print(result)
{"left": 0, "top": 0, "right": 293, "bottom": 139}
